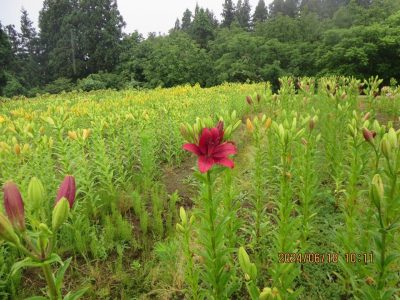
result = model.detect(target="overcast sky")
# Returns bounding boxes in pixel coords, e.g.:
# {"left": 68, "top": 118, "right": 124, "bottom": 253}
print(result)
{"left": 0, "top": 0, "right": 271, "bottom": 35}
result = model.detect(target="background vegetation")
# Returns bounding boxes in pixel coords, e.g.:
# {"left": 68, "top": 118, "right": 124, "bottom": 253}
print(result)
{"left": 1, "top": 0, "right": 400, "bottom": 98}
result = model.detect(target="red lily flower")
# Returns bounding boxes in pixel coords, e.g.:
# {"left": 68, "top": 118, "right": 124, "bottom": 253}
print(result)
{"left": 183, "top": 121, "right": 237, "bottom": 173}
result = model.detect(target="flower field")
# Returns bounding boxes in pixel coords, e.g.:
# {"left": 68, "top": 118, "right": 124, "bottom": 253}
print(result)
{"left": 0, "top": 78, "right": 399, "bottom": 299}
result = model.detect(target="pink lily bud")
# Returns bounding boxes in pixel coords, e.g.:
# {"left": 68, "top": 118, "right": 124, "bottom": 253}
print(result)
{"left": 362, "top": 128, "right": 376, "bottom": 144}
{"left": 3, "top": 182, "right": 25, "bottom": 231}
{"left": 246, "top": 96, "right": 253, "bottom": 105}
{"left": 55, "top": 176, "right": 76, "bottom": 208}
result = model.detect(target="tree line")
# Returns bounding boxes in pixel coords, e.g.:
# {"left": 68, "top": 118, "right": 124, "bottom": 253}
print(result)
{"left": 0, "top": 0, "right": 399, "bottom": 97}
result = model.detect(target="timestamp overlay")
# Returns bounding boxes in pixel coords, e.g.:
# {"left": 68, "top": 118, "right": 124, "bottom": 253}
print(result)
{"left": 278, "top": 252, "right": 374, "bottom": 264}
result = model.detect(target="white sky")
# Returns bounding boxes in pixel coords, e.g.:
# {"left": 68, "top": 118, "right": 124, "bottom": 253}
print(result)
{"left": 0, "top": 0, "right": 271, "bottom": 35}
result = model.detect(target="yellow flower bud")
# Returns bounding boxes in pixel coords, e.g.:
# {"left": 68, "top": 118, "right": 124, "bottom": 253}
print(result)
{"left": 82, "top": 129, "right": 91, "bottom": 140}
{"left": 68, "top": 131, "right": 78, "bottom": 140}
{"left": 14, "top": 144, "right": 21, "bottom": 155}
{"left": 246, "top": 118, "right": 254, "bottom": 133}
{"left": 265, "top": 117, "right": 272, "bottom": 129}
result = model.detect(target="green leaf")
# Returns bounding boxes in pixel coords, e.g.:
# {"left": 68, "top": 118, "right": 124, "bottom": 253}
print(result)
{"left": 24, "top": 297, "right": 48, "bottom": 300}
{"left": 11, "top": 258, "right": 45, "bottom": 277}
{"left": 43, "top": 253, "right": 63, "bottom": 266}
{"left": 63, "top": 287, "right": 89, "bottom": 300}
{"left": 55, "top": 257, "right": 72, "bottom": 290}
{"left": 384, "top": 253, "right": 400, "bottom": 268}
{"left": 11, "top": 254, "right": 63, "bottom": 277}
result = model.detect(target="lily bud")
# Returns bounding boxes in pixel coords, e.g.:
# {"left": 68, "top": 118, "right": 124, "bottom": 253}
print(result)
{"left": 82, "top": 129, "right": 91, "bottom": 140}
{"left": 265, "top": 117, "right": 272, "bottom": 130}
{"left": 388, "top": 128, "right": 398, "bottom": 148}
{"left": 68, "top": 131, "right": 77, "bottom": 140}
{"left": 14, "top": 144, "right": 21, "bottom": 155}
{"left": 246, "top": 96, "right": 253, "bottom": 105}
{"left": 179, "top": 207, "right": 187, "bottom": 226}
{"left": 0, "top": 212, "right": 20, "bottom": 245}
{"left": 362, "top": 128, "right": 376, "bottom": 144}
{"left": 175, "top": 223, "right": 185, "bottom": 233}
{"left": 238, "top": 247, "right": 251, "bottom": 273}
{"left": 28, "top": 177, "right": 45, "bottom": 212}
{"left": 239, "top": 247, "right": 256, "bottom": 280}
{"left": 246, "top": 119, "right": 254, "bottom": 133}
{"left": 3, "top": 182, "right": 25, "bottom": 231}
{"left": 380, "top": 137, "right": 391, "bottom": 159}
{"left": 55, "top": 176, "right": 76, "bottom": 208}
{"left": 371, "top": 174, "right": 384, "bottom": 210}
{"left": 52, "top": 197, "right": 70, "bottom": 231}
{"left": 260, "top": 287, "right": 272, "bottom": 300}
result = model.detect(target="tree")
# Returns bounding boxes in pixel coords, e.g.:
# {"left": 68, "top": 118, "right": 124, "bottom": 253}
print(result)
{"left": 190, "top": 7, "right": 216, "bottom": 48}
{"left": 174, "top": 18, "right": 181, "bottom": 31}
{"left": 253, "top": 0, "right": 268, "bottom": 24}
{"left": 79, "top": 0, "right": 125, "bottom": 75}
{"left": 0, "top": 23, "right": 12, "bottom": 95}
{"left": 235, "top": 0, "right": 252, "bottom": 29}
{"left": 39, "top": 0, "right": 77, "bottom": 81}
{"left": 269, "top": 0, "right": 299, "bottom": 18}
{"left": 269, "top": 0, "right": 286, "bottom": 17}
{"left": 20, "top": 9, "right": 37, "bottom": 57}
{"left": 118, "top": 31, "right": 146, "bottom": 87}
{"left": 39, "top": 0, "right": 124, "bottom": 81}
{"left": 181, "top": 9, "right": 192, "bottom": 31}
{"left": 285, "top": 0, "right": 300, "bottom": 17}
{"left": 19, "top": 8, "right": 40, "bottom": 88}
{"left": 143, "top": 32, "right": 213, "bottom": 87}
{"left": 222, "top": 0, "right": 236, "bottom": 27}
{"left": 4, "top": 25, "right": 19, "bottom": 55}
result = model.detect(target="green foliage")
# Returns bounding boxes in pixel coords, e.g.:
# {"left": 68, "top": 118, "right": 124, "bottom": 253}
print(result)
{"left": 1, "top": 0, "right": 400, "bottom": 97}
{"left": 44, "top": 77, "right": 75, "bottom": 94}
{"left": 142, "top": 32, "right": 213, "bottom": 87}
{"left": 3, "top": 73, "right": 26, "bottom": 98}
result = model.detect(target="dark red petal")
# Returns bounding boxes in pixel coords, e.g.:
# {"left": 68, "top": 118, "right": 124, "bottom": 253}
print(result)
{"left": 212, "top": 142, "right": 237, "bottom": 158}
{"left": 210, "top": 127, "right": 218, "bottom": 140}
{"left": 199, "top": 128, "right": 212, "bottom": 153}
{"left": 214, "top": 157, "right": 235, "bottom": 169}
{"left": 182, "top": 143, "right": 202, "bottom": 156}
{"left": 56, "top": 176, "right": 76, "bottom": 208}
{"left": 198, "top": 155, "right": 214, "bottom": 173}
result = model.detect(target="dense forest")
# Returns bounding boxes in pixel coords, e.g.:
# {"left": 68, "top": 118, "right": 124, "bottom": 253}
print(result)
{"left": 0, "top": 0, "right": 400, "bottom": 97}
